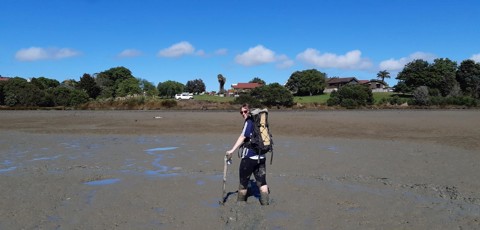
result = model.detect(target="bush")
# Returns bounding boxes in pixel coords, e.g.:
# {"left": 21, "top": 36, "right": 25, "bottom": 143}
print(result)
{"left": 233, "top": 94, "right": 262, "bottom": 108}
{"left": 430, "top": 96, "right": 446, "bottom": 106}
{"left": 70, "top": 89, "right": 90, "bottom": 106}
{"left": 445, "top": 96, "right": 477, "bottom": 107}
{"left": 326, "top": 96, "right": 340, "bottom": 106}
{"left": 161, "top": 99, "right": 177, "bottom": 108}
{"left": 0, "top": 81, "right": 5, "bottom": 105}
{"left": 340, "top": 98, "right": 359, "bottom": 109}
{"left": 250, "top": 83, "right": 294, "bottom": 107}
{"left": 327, "top": 84, "right": 374, "bottom": 108}
{"left": 234, "top": 83, "right": 294, "bottom": 108}
{"left": 413, "top": 86, "right": 430, "bottom": 106}
{"left": 377, "top": 95, "right": 408, "bottom": 106}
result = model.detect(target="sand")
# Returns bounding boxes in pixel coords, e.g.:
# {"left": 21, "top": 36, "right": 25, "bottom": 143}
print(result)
{"left": 1, "top": 110, "right": 479, "bottom": 229}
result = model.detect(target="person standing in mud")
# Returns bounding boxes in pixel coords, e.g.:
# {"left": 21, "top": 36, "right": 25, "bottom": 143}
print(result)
{"left": 226, "top": 103, "right": 269, "bottom": 205}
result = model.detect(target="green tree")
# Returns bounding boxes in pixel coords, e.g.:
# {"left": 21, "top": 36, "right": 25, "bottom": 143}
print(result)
{"left": 376, "top": 70, "right": 390, "bottom": 83}
{"left": 30, "top": 77, "right": 60, "bottom": 90}
{"left": 96, "top": 66, "right": 135, "bottom": 98}
{"left": 0, "top": 80, "right": 6, "bottom": 105}
{"left": 139, "top": 79, "right": 158, "bottom": 97}
{"left": 78, "top": 73, "right": 101, "bottom": 99}
{"left": 186, "top": 79, "right": 206, "bottom": 94}
{"left": 397, "top": 58, "right": 460, "bottom": 97}
{"left": 49, "top": 87, "right": 89, "bottom": 106}
{"left": 3, "top": 77, "right": 43, "bottom": 106}
{"left": 249, "top": 77, "right": 266, "bottom": 85}
{"left": 285, "top": 69, "right": 327, "bottom": 96}
{"left": 69, "top": 89, "right": 90, "bottom": 106}
{"left": 396, "top": 59, "right": 431, "bottom": 92}
{"left": 157, "top": 80, "right": 185, "bottom": 98}
{"left": 233, "top": 94, "right": 262, "bottom": 108}
{"left": 61, "top": 79, "right": 78, "bottom": 89}
{"left": 116, "top": 78, "right": 141, "bottom": 97}
{"left": 250, "top": 83, "right": 294, "bottom": 107}
{"left": 50, "top": 87, "right": 72, "bottom": 106}
{"left": 394, "top": 81, "right": 410, "bottom": 94}
{"left": 456, "top": 59, "right": 480, "bottom": 98}
{"left": 430, "top": 58, "right": 458, "bottom": 97}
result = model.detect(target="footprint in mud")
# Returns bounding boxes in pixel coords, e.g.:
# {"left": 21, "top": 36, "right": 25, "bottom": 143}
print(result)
{"left": 220, "top": 180, "right": 269, "bottom": 229}
{"left": 221, "top": 202, "right": 267, "bottom": 229}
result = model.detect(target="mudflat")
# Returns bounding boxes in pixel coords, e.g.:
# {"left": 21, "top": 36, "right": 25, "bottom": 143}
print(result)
{"left": 1, "top": 110, "right": 479, "bottom": 229}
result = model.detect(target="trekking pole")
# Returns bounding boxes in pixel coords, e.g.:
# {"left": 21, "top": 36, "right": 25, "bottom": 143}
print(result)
{"left": 270, "top": 150, "right": 273, "bottom": 165}
{"left": 219, "top": 155, "right": 229, "bottom": 205}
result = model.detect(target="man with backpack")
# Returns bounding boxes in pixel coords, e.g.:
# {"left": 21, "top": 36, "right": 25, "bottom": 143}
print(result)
{"left": 226, "top": 103, "right": 270, "bottom": 205}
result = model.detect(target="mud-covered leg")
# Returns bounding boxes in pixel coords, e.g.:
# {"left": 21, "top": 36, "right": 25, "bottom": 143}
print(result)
{"left": 237, "top": 189, "right": 247, "bottom": 202}
{"left": 259, "top": 192, "right": 269, "bottom": 205}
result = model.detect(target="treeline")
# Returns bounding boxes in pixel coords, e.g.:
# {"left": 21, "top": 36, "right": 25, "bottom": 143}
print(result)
{"left": 1, "top": 58, "right": 479, "bottom": 109}
{"left": 326, "top": 58, "right": 480, "bottom": 108}
{"left": 0, "top": 66, "right": 207, "bottom": 108}
{"left": 393, "top": 58, "right": 480, "bottom": 106}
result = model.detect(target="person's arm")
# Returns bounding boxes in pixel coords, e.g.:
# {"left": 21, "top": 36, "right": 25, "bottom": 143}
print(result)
{"left": 226, "top": 135, "right": 245, "bottom": 159}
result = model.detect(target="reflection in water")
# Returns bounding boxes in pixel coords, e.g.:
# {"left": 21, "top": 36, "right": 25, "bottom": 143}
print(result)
{"left": 0, "top": 166, "right": 17, "bottom": 173}
{"left": 84, "top": 178, "right": 121, "bottom": 186}
{"left": 144, "top": 147, "right": 179, "bottom": 177}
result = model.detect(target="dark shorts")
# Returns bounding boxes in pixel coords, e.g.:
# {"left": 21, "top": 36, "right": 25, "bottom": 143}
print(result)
{"left": 238, "top": 157, "right": 267, "bottom": 190}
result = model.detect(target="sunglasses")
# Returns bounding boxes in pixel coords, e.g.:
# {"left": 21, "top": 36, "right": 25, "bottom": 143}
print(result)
{"left": 240, "top": 110, "right": 248, "bottom": 115}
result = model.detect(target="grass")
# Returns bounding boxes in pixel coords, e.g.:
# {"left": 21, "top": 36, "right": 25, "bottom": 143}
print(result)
{"left": 193, "top": 94, "right": 234, "bottom": 102}
{"left": 373, "top": 92, "right": 396, "bottom": 103}
{"left": 194, "top": 92, "right": 398, "bottom": 105}
{"left": 294, "top": 94, "right": 330, "bottom": 104}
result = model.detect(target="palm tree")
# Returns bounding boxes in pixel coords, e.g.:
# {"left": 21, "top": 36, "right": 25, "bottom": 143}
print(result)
{"left": 377, "top": 70, "right": 391, "bottom": 83}
{"left": 217, "top": 74, "right": 226, "bottom": 94}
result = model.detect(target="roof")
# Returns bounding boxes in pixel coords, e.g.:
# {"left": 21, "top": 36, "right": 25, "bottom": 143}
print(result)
{"left": 368, "top": 80, "right": 389, "bottom": 86}
{"left": 0, "top": 77, "right": 10, "bottom": 81}
{"left": 327, "top": 77, "right": 358, "bottom": 84}
{"left": 231, "top": 83, "right": 263, "bottom": 89}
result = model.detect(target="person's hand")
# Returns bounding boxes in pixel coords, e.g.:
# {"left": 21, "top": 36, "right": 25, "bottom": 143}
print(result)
{"left": 226, "top": 150, "right": 233, "bottom": 159}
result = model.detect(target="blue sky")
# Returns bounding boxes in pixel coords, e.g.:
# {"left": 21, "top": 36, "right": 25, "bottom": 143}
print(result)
{"left": 2, "top": 0, "right": 479, "bottom": 92}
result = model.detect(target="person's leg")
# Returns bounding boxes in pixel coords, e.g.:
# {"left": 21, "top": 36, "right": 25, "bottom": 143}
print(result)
{"left": 238, "top": 158, "right": 253, "bottom": 202}
{"left": 253, "top": 159, "right": 269, "bottom": 205}
{"left": 237, "top": 189, "right": 247, "bottom": 202}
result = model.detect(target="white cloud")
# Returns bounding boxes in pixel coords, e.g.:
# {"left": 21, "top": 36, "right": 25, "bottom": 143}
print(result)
{"left": 470, "top": 53, "right": 480, "bottom": 63}
{"left": 195, "top": 49, "right": 206, "bottom": 56}
{"left": 235, "top": 45, "right": 276, "bottom": 66}
{"left": 276, "top": 54, "right": 294, "bottom": 69}
{"left": 215, "top": 48, "right": 228, "bottom": 56}
{"left": 296, "top": 49, "right": 372, "bottom": 70}
{"left": 379, "top": 52, "right": 436, "bottom": 71}
{"left": 15, "top": 47, "right": 80, "bottom": 61}
{"left": 118, "top": 49, "right": 142, "bottom": 58}
{"left": 158, "top": 41, "right": 195, "bottom": 58}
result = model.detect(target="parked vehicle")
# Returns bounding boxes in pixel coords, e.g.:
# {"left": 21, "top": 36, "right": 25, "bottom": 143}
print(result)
{"left": 175, "top": 93, "right": 193, "bottom": 100}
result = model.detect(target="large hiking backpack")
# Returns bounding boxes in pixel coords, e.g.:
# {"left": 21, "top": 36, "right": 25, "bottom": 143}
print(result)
{"left": 246, "top": 108, "right": 274, "bottom": 164}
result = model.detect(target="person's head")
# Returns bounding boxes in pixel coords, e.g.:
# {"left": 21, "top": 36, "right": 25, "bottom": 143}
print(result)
{"left": 240, "top": 103, "right": 250, "bottom": 118}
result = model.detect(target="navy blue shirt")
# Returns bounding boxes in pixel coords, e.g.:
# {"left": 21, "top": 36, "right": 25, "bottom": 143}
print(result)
{"left": 241, "top": 117, "right": 264, "bottom": 159}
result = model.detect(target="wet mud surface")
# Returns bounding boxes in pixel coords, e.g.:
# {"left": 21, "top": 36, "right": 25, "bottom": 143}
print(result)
{"left": 1, "top": 110, "right": 479, "bottom": 229}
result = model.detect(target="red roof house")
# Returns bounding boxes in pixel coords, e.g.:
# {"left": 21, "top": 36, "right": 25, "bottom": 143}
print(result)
{"left": 230, "top": 82, "right": 262, "bottom": 94}
{"left": 231, "top": 83, "right": 263, "bottom": 90}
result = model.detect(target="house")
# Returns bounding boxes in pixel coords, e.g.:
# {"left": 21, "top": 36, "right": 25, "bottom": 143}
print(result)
{"left": 325, "top": 77, "right": 390, "bottom": 93}
{"left": 0, "top": 76, "right": 10, "bottom": 81}
{"left": 230, "top": 82, "right": 263, "bottom": 95}
{"left": 324, "top": 77, "right": 359, "bottom": 93}
{"left": 361, "top": 80, "right": 389, "bottom": 92}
